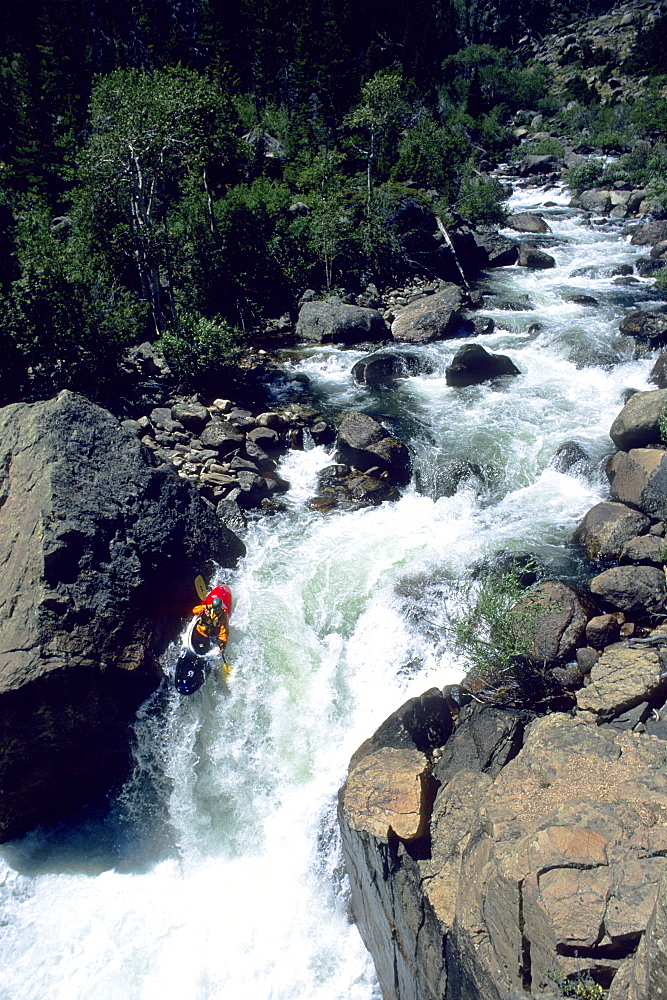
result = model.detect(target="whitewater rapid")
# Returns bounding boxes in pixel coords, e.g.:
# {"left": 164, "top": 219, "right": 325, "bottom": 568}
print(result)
{"left": 0, "top": 182, "right": 661, "bottom": 999}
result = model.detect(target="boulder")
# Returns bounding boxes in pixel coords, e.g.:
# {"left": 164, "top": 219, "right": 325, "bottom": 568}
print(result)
{"left": 607, "top": 448, "right": 667, "bottom": 520}
{"left": 506, "top": 213, "right": 552, "bottom": 234}
{"left": 589, "top": 564, "right": 667, "bottom": 618}
{"left": 650, "top": 352, "right": 667, "bottom": 389}
{"left": 471, "top": 231, "right": 519, "bottom": 267}
{"left": 630, "top": 221, "right": 667, "bottom": 246}
{"left": 170, "top": 401, "right": 210, "bottom": 433}
{"left": 619, "top": 311, "right": 667, "bottom": 346}
{"left": 391, "top": 284, "right": 473, "bottom": 343}
{"left": 199, "top": 419, "right": 246, "bottom": 454}
{"left": 313, "top": 465, "right": 400, "bottom": 510}
{"left": 445, "top": 343, "right": 521, "bottom": 387}
{"left": 335, "top": 412, "right": 411, "bottom": 487}
{"left": 586, "top": 613, "right": 623, "bottom": 650}
{"left": 296, "top": 297, "right": 388, "bottom": 345}
{"left": 352, "top": 351, "right": 434, "bottom": 388}
{"left": 576, "top": 643, "right": 667, "bottom": 716}
{"left": 517, "top": 244, "right": 556, "bottom": 269}
{"left": 580, "top": 188, "right": 612, "bottom": 213}
{"left": 511, "top": 580, "right": 595, "bottom": 667}
{"left": 610, "top": 390, "right": 667, "bottom": 450}
{"left": 620, "top": 533, "right": 666, "bottom": 567}
{"left": 518, "top": 154, "right": 559, "bottom": 175}
{"left": 0, "top": 391, "right": 244, "bottom": 841}
{"left": 572, "top": 501, "right": 651, "bottom": 562}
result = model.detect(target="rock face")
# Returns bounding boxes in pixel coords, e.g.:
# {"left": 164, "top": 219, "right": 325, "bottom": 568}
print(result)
{"left": 0, "top": 390, "right": 244, "bottom": 841}
{"left": 339, "top": 704, "right": 667, "bottom": 1000}
{"left": 445, "top": 343, "right": 521, "bottom": 387}
{"left": 296, "top": 297, "right": 388, "bottom": 344}
{"left": 391, "top": 285, "right": 473, "bottom": 343}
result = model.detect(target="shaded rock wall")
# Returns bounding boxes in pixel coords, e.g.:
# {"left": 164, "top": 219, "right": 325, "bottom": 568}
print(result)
{"left": 0, "top": 390, "right": 244, "bottom": 840}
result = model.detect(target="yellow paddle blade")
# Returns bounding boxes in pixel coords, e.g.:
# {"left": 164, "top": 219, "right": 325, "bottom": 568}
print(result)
{"left": 222, "top": 661, "right": 232, "bottom": 682}
{"left": 194, "top": 575, "right": 207, "bottom": 601}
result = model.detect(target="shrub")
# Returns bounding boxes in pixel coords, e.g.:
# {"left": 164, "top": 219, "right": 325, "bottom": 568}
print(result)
{"left": 158, "top": 312, "right": 246, "bottom": 385}
{"left": 455, "top": 172, "right": 508, "bottom": 226}
{"left": 448, "top": 556, "right": 541, "bottom": 691}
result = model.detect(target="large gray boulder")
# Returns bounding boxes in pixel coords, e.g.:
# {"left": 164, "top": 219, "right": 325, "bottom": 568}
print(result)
{"left": 472, "top": 230, "right": 519, "bottom": 267}
{"left": 0, "top": 391, "right": 244, "bottom": 841}
{"left": 511, "top": 580, "right": 595, "bottom": 667}
{"left": 296, "top": 297, "right": 388, "bottom": 344}
{"left": 589, "top": 564, "right": 667, "bottom": 617}
{"left": 445, "top": 343, "right": 520, "bottom": 387}
{"left": 517, "top": 244, "right": 556, "bottom": 269}
{"left": 391, "top": 284, "right": 473, "bottom": 343}
{"left": 610, "top": 389, "right": 667, "bottom": 449}
{"left": 619, "top": 310, "right": 667, "bottom": 346}
{"left": 607, "top": 448, "right": 667, "bottom": 521}
{"left": 630, "top": 221, "right": 667, "bottom": 246}
{"left": 506, "top": 213, "right": 551, "bottom": 234}
{"left": 572, "top": 501, "right": 651, "bottom": 562}
{"left": 335, "top": 412, "right": 411, "bottom": 486}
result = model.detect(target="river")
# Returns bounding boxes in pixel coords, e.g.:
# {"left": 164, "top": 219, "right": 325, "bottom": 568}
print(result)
{"left": 0, "top": 180, "right": 662, "bottom": 999}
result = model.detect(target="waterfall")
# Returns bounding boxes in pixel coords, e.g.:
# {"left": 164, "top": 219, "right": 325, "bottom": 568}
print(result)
{"left": 0, "top": 183, "right": 659, "bottom": 1000}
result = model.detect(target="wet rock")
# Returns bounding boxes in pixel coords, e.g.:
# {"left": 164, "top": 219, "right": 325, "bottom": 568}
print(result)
{"left": 518, "top": 244, "right": 556, "bottom": 269}
{"left": 445, "top": 343, "right": 521, "bottom": 387}
{"left": 314, "top": 465, "right": 400, "bottom": 509}
{"left": 609, "top": 389, "right": 667, "bottom": 450}
{"left": 586, "top": 613, "right": 624, "bottom": 650}
{"left": 0, "top": 391, "right": 244, "bottom": 841}
{"left": 650, "top": 353, "right": 667, "bottom": 389}
{"left": 619, "top": 310, "right": 667, "bottom": 346}
{"left": 296, "top": 297, "right": 388, "bottom": 345}
{"left": 391, "top": 284, "right": 473, "bottom": 343}
{"left": 506, "top": 212, "right": 552, "bottom": 234}
{"left": 216, "top": 498, "right": 247, "bottom": 532}
{"left": 309, "top": 419, "right": 336, "bottom": 447}
{"left": 335, "top": 412, "right": 411, "bottom": 486}
{"left": 550, "top": 440, "right": 592, "bottom": 473}
{"left": 589, "top": 564, "right": 667, "bottom": 618}
{"left": 518, "top": 154, "right": 560, "bottom": 175}
{"left": 572, "top": 501, "right": 651, "bottom": 563}
{"left": 564, "top": 293, "right": 599, "bottom": 306}
{"left": 352, "top": 350, "right": 434, "bottom": 388}
{"left": 472, "top": 231, "right": 518, "bottom": 267}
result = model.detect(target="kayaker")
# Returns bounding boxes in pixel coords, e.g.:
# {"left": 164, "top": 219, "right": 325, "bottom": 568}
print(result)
{"left": 192, "top": 595, "right": 229, "bottom": 649}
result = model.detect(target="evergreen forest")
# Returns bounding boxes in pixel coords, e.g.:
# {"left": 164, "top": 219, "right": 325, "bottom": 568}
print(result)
{"left": 1, "top": 0, "right": 665, "bottom": 403}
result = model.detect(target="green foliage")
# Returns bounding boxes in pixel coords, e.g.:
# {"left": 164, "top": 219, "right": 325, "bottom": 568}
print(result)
{"left": 158, "top": 313, "right": 246, "bottom": 385}
{"left": 455, "top": 172, "right": 508, "bottom": 226}
{"left": 655, "top": 267, "right": 667, "bottom": 293}
{"left": 566, "top": 158, "right": 606, "bottom": 193}
{"left": 546, "top": 969, "right": 605, "bottom": 1000}
{"left": 659, "top": 399, "right": 667, "bottom": 446}
{"left": 0, "top": 198, "right": 145, "bottom": 402}
{"left": 517, "top": 136, "right": 565, "bottom": 158}
{"left": 449, "top": 558, "right": 538, "bottom": 685}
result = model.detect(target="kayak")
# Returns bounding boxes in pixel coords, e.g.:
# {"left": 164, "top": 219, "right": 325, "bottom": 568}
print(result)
{"left": 174, "top": 584, "right": 232, "bottom": 695}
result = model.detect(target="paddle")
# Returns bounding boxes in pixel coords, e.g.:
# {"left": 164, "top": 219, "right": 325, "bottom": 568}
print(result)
{"left": 194, "top": 575, "right": 207, "bottom": 601}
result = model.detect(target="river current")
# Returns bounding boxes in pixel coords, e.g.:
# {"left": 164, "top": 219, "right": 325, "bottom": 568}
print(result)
{"left": 0, "top": 182, "right": 663, "bottom": 999}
